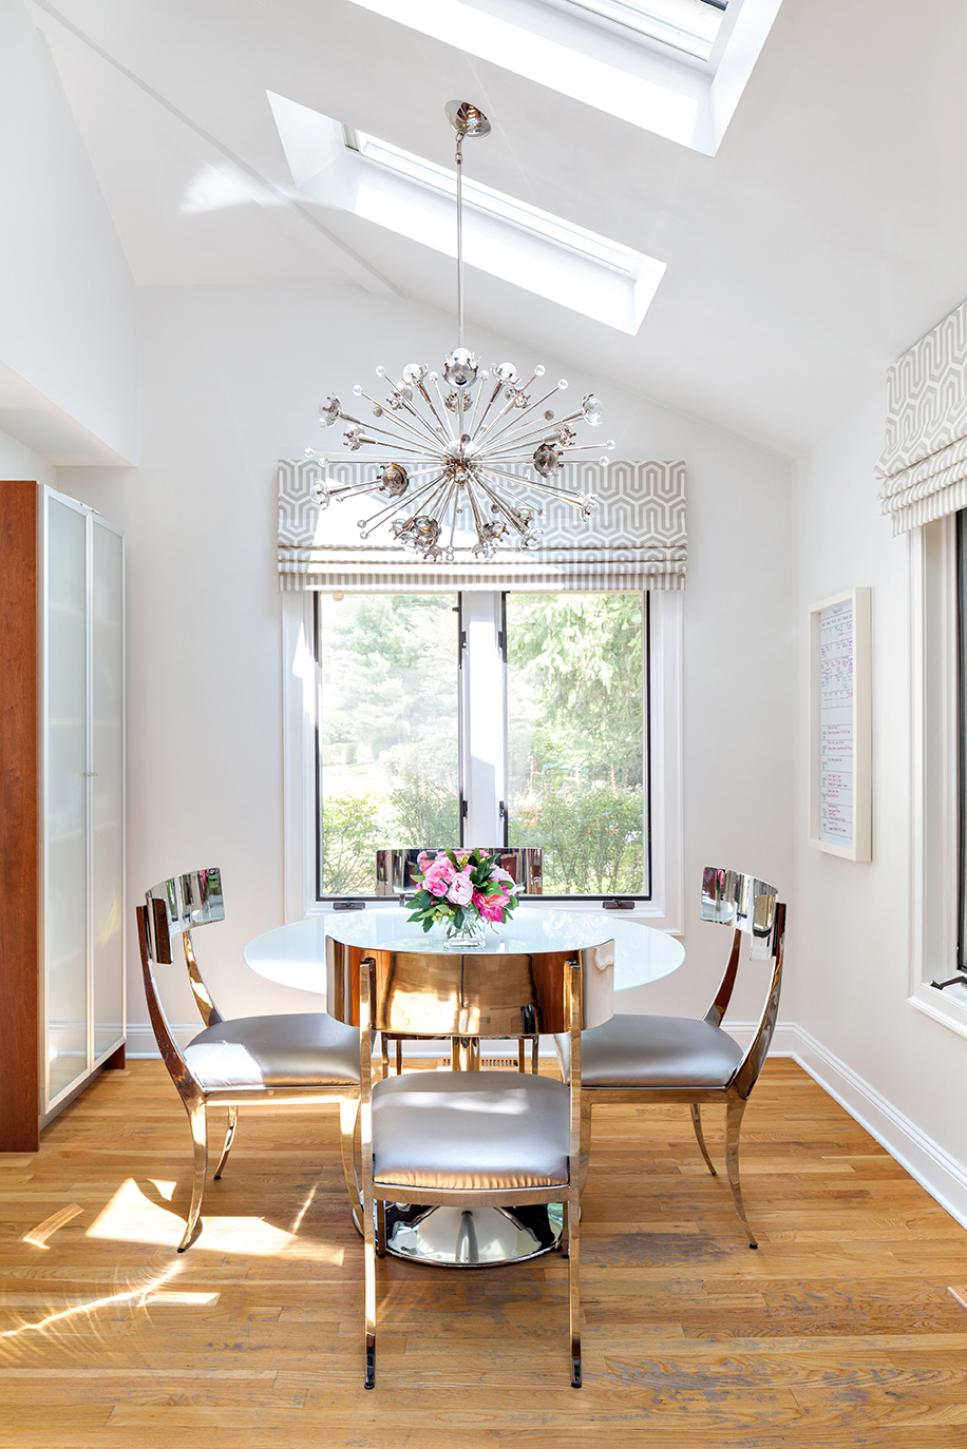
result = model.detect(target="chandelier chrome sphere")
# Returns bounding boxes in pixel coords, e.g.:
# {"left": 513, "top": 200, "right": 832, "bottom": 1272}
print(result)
{"left": 309, "top": 100, "right": 613, "bottom": 562}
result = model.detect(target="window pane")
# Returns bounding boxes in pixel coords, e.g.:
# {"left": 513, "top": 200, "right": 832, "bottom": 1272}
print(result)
{"left": 317, "top": 594, "right": 460, "bottom": 896}
{"left": 506, "top": 592, "right": 648, "bottom": 895}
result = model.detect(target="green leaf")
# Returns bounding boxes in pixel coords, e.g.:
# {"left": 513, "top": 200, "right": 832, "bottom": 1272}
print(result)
{"left": 422, "top": 917, "right": 434, "bottom": 933}
{"left": 453, "top": 907, "right": 465, "bottom": 930}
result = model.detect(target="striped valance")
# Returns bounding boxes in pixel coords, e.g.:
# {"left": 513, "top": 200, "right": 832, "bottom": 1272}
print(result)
{"left": 278, "top": 458, "right": 687, "bottom": 592}
{"left": 878, "top": 299, "right": 967, "bottom": 534}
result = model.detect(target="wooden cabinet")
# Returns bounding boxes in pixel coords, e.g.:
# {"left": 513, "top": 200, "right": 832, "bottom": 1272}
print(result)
{"left": 0, "top": 482, "right": 125, "bottom": 1151}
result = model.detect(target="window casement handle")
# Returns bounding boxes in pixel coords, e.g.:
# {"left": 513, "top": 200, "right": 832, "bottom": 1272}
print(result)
{"left": 602, "top": 897, "right": 636, "bottom": 910}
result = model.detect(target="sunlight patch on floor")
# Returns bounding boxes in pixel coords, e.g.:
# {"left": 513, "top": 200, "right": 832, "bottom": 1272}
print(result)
{"left": 21, "top": 1203, "right": 83, "bottom": 1249}
{"left": 86, "top": 1178, "right": 344, "bottom": 1262}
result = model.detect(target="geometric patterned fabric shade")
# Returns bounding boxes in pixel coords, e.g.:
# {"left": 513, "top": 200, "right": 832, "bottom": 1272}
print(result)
{"left": 878, "top": 298, "right": 967, "bottom": 534}
{"left": 278, "top": 458, "right": 687, "bottom": 592}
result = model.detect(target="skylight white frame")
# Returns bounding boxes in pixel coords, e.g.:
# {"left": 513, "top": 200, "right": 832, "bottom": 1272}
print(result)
{"left": 346, "top": 127, "right": 641, "bottom": 279}
{"left": 345, "top": 0, "right": 783, "bottom": 156}
{"left": 539, "top": 0, "right": 734, "bottom": 66}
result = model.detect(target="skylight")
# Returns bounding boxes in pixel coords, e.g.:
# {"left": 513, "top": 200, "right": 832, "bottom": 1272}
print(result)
{"left": 346, "top": 0, "right": 783, "bottom": 155}
{"left": 347, "top": 129, "right": 641, "bottom": 280}
{"left": 267, "top": 91, "right": 665, "bottom": 334}
{"left": 542, "top": 0, "right": 728, "bottom": 63}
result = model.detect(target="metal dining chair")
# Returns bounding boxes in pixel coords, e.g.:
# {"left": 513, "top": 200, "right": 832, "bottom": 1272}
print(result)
{"left": 559, "top": 868, "right": 786, "bottom": 1249}
{"left": 325, "top": 935, "right": 615, "bottom": 1389}
{"left": 136, "top": 868, "right": 360, "bottom": 1251}
{"left": 375, "top": 846, "right": 545, "bottom": 1076}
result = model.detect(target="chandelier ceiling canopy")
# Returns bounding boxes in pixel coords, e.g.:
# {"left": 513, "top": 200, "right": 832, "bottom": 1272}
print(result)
{"left": 308, "top": 100, "right": 613, "bottom": 562}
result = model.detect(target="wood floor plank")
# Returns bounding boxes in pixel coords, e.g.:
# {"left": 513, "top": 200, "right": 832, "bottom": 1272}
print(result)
{"left": 0, "top": 1059, "right": 965, "bottom": 1444}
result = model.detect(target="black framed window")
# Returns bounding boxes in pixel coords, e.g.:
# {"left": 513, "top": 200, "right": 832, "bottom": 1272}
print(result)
{"left": 314, "top": 589, "right": 652, "bottom": 900}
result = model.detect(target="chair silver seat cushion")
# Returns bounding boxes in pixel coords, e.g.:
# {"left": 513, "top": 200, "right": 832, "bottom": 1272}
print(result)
{"left": 575, "top": 1014, "right": 743, "bottom": 1089}
{"left": 372, "top": 1070, "right": 570, "bottom": 1192}
{"left": 184, "top": 1012, "right": 359, "bottom": 1090}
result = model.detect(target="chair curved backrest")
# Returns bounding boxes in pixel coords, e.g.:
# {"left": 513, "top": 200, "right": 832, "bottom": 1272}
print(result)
{"left": 375, "top": 848, "right": 544, "bottom": 897}
{"left": 136, "top": 868, "right": 226, "bottom": 1102}
{"left": 144, "top": 868, "right": 225, "bottom": 1027}
{"left": 699, "top": 866, "right": 786, "bottom": 1100}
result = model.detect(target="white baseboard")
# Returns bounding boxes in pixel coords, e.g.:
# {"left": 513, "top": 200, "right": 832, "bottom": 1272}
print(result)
{"left": 788, "top": 1022, "right": 967, "bottom": 1232}
{"left": 125, "top": 1015, "right": 967, "bottom": 1230}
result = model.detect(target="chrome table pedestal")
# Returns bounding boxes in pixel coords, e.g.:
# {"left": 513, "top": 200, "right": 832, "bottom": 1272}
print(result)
{"left": 384, "top": 1202, "right": 563, "bottom": 1267}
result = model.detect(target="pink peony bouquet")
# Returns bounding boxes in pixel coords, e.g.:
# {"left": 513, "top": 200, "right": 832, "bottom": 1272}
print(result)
{"left": 406, "top": 848, "right": 520, "bottom": 935}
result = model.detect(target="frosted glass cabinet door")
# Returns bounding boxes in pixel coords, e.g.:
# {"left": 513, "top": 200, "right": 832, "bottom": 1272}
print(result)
{"left": 92, "top": 522, "right": 124, "bottom": 1059}
{"left": 45, "top": 497, "right": 88, "bottom": 1103}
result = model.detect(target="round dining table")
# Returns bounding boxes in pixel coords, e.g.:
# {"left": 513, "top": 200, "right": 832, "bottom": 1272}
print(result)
{"left": 244, "top": 906, "right": 684, "bottom": 1267}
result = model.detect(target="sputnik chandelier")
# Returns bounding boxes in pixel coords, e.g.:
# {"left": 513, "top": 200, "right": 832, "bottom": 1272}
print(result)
{"left": 308, "top": 100, "right": 613, "bottom": 562}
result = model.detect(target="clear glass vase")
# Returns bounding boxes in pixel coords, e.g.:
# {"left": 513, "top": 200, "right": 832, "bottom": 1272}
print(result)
{"left": 443, "top": 914, "right": 488, "bottom": 951}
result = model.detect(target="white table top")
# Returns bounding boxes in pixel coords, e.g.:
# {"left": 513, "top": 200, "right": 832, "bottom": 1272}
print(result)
{"left": 243, "top": 905, "right": 684, "bottom": 997}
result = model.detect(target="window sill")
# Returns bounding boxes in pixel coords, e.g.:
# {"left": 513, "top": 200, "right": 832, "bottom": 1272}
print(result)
{"left": 305, "top": 897, "right": 682, "bottom": 936}
{"left": 908, "top": 982, "right": 967, "bottom": 1042}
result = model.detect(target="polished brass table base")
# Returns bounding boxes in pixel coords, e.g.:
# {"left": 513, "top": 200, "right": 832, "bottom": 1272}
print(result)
{"left": 383, "top": 1202, "right": 564, "bottom": 1267}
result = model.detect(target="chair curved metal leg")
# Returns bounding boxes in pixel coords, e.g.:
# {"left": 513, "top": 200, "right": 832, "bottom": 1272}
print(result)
{"left": 178, "top": 1101, "right": 208, "bottom": 1252}
{"left": 363, "top": 1193, "right": 377, "bottom": 1387}
{"left": 338, "top": 1095, "right": 362, "bottom": 1224}
{"left": 579, "top": 1096, "right": 592, "bottom": 1194}
{"left": 213, "top": 1107, "right": 238, "bottom": 1181}
{"left": 689, "top": 1103, "right": 717, "bottom": 1177}
{"left": 568, "top": 1187, "right": 581, "bottom": 1388}
{"left": 725, "top": 1097, "right": 758, "bottom": 1249}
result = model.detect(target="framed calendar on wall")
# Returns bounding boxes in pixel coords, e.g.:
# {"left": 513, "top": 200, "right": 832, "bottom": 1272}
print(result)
{"left": 808, "top": 587, "right": 872, "bottom": 861}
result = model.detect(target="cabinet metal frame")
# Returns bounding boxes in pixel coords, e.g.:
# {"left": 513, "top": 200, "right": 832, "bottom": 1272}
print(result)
{"left": 39, "top": 485, "right": 126, "bottom": 1122}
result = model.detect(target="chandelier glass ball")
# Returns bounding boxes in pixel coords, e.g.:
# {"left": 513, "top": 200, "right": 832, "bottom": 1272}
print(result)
{"left": 308, "top": 102, "right": 614, "bottom": 563}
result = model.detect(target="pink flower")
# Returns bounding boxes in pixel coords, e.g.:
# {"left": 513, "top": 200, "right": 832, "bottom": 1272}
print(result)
{"left": 447, "top": 870, "right": 473, "bottom": 906}
{"left": 424, "top": 859, "right": 455, "bottom": 897}
{"left": 417, "top": 850, "right": 433, "bottom": 872}
{"left": 477, "top": 895, "right": 505, "bottom": 923}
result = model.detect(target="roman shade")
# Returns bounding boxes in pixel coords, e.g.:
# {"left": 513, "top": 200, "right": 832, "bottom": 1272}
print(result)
{"left": 278, "top": 457, "right": 687, "bottom": 592}
{"left": 878, "top": 299, "right": 967, "bottom": 533}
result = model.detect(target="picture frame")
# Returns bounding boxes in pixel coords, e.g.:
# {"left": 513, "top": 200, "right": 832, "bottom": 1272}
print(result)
{"left": 808, "top": 586, "right": 872, "bottom": 861}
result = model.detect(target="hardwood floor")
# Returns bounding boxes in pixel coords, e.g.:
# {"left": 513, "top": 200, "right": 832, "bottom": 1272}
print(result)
{"left": 1, "top": 1059, "right": 966, "bottom": 1447}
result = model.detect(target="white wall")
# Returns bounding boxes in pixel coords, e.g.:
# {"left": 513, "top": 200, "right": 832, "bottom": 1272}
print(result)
{"left": 64, "top": 281, "right": 796, "bottom": 1041}
{"left": 0, "top": 426, "right": 54, "bottom": 488}
{"left": 794, "top": 391, "right": 967, "bottom": 1216}
{"left": 0, "top": 0, "right": 137, "bottom": 465}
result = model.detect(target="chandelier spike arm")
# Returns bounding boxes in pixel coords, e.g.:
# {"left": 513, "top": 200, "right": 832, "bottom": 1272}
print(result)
{"left": 470, "top": 378, "right": 502, "bottom": 436}
{"left": 349, "top": 416, "right": 442, "bottom": 453}
{"left": 471, "top": 369, "right": 545, "bottom": 443}
{"left": 466, "top": 371, "right": 491, "bottom": 435}
{"left": 472, "top": 472, "right": 535, "bottom": 541}
{"left": 388, "top": 388, "right": 450, "bottom": 448}
{"left": 480, "top": 419, "right": 582, "bottom": 458}
{"left": 349, "top": 434, "right": 432, "bottom": 458}
{"left": 446, "top": 483, "right": 462, "bottom": 555}
{"left": 486, "top": 440, "right": 614, "bottom": 464}
{"left": 409, "top": 377, "right": 451, "bottom": 440}
{"left": 428, "top": 375, "right": 458, "bottom": 441}
{"left": 353, "top": 389, "right": 444, "bottom": 450}
{"left": 480, "top": 463, "right": 594, "bottom": 512}
{"left": 324, "top": 462, "right": 442, "bottom": 504}
{"left": 474, "top": 383, "right": 569, "bottom": 450}
{"left": 483, "top": 410, "right": 587, "bottom": 455}
{"left": 357, "top": 469, "right": 449, "bottom": 533}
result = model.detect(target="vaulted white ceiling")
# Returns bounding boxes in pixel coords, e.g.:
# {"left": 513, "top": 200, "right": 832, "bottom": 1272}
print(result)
{"left": 31, "top": 0, "right": 967, "bottom": 455}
